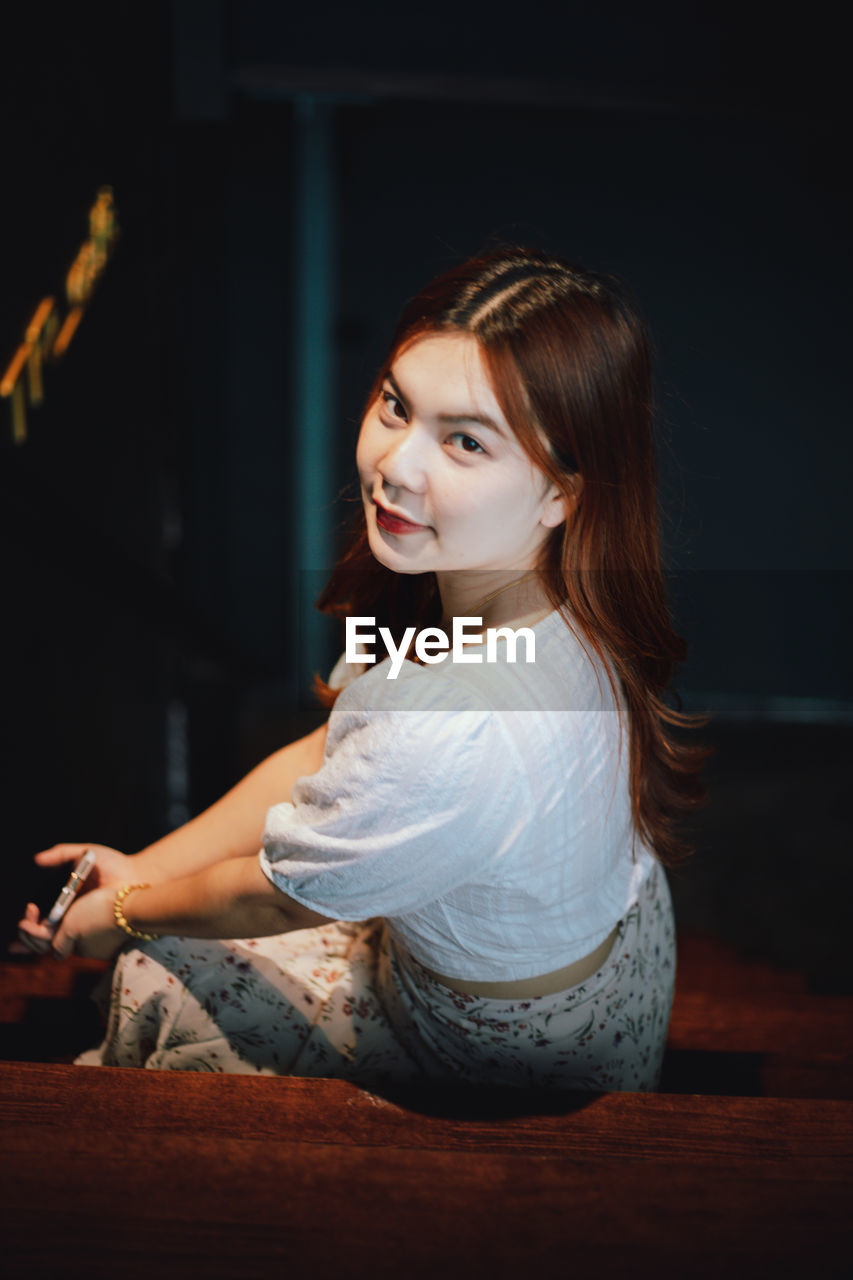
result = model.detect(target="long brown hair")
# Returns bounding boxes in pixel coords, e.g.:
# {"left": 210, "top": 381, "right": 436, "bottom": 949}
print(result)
{"left": 317, "top": 247, "right": 707, "bottom": 865}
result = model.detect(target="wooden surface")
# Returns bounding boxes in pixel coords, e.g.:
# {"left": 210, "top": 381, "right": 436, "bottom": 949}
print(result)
{"left": 1, "top": 937, "right": 852, "bottom": 1277}
{"left": 1, "top": 1060, "right": 851, "bottom": 1279}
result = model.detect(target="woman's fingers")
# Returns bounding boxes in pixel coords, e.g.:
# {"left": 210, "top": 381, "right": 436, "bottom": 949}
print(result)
{"left": 19, "top": 847, "right": 131, "bottom": 959}
{"left": 33, "top": 844, "right": 130, "bottom": 894}
{"left": 33, "top": 844, "right": 93, "bottom": 867}
{"left": 33, "top": 844, "right": 128, "bottom": 888}
{"left": 15, "top": 908, "right": 55, "bottom": 955}
{"left": 19, "top": 904, "right": 50, "bottom": 932}
{"left": 52, "top": 890, "right": 123, "bottom": 961}
{"left": 17, "top": 906, "right": 72, "bottom": 959}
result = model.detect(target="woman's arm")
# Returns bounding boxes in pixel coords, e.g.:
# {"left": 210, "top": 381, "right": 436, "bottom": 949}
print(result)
{"left": 45, "top": 856, "right": 335, "bottom": 959}
{"left": 134, "top": 721, "right": 329, "bottom": 881}
{"left": 32, "top": 721, "right": 329, "bottom": 888}
{"left": 16, "top": 722, "right": 330, "bottom": 953}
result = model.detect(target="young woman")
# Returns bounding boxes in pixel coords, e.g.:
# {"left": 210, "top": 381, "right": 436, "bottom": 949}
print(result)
{"left": 18, "top": 247, "right": 705, "bottom": 1090}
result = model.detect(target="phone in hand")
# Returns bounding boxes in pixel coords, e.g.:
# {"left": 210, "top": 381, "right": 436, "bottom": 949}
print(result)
{"left": 18, "top": 849, "right": 97, "bottom": 954}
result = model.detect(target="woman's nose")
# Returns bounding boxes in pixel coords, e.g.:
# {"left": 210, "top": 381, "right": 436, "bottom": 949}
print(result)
{"left": 377, "top": 426, "right": 429, "bottom": 494}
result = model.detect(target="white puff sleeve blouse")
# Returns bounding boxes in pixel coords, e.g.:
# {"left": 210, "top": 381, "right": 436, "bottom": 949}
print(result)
{"left": 259, "top": 610, "right": 656, "bottom": 982}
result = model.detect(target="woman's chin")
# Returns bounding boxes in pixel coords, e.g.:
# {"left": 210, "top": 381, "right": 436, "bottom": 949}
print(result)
{"left": 367, "top": 527, "right": 431, "bottom": 575}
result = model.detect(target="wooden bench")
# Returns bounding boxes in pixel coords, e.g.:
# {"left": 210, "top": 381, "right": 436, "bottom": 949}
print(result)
{"left": 1, "top": 1060, "right": 851, "bottom": 1278}
{"left": 1, "top": 935, "right": 851, "bottom": 1276}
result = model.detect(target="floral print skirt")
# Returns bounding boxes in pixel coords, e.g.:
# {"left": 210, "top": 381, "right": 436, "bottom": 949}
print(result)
{"left": 77, "top": 863, "right": 675, "bottom": 1092}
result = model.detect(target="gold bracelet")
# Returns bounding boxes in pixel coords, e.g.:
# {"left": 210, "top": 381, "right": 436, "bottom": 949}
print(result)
{"left": 113, "top": 883, "right": 160, "bottom": 942}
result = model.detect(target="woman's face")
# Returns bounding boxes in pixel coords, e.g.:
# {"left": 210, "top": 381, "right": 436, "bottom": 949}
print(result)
{"left": 357, "top": 332, "right": 566, "bottom": 583}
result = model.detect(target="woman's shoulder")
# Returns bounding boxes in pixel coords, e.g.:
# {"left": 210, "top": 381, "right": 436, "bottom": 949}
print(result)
{"left": 311, "top": 648, "right": 527, "bottom": 819}
{"left": 329, "top": 649, "right": 496, "bottom": 722}
{"left": 414, "top": 608, "right": 620, "bottom": 714}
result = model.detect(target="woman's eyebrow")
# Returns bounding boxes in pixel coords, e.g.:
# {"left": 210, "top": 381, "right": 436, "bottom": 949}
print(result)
{"left": 436, "top": 409, "right": 507, "bottom": 437}
{"left": 385, "top": 370, "right": 508, "bottom": 438}
{"left": 384, "top": 371, "right": 408, "bottom": 404}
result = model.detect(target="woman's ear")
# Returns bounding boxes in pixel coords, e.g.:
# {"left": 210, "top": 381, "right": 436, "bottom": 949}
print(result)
{"left": 541, "top": 473, "right": 583, "bottom": 529}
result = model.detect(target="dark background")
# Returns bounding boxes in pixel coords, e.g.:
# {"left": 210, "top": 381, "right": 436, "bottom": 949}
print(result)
{"left": 2, "top": 2, "right": 850, "bottom": 986}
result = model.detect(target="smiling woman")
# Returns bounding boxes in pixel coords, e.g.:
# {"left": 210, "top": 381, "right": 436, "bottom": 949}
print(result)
{"left": 18, "top": 246, "right": 706, "bottom": 1091}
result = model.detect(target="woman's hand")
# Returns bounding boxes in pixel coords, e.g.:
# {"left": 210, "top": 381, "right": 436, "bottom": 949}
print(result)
{"left": 14, "top": 843, "right": 133, "bottom": 959}
{"left": 19, "top": 886, "right": 127, "bottom": 960}
{"left": 33, "top": 842, "right": 134, "bottom": 890}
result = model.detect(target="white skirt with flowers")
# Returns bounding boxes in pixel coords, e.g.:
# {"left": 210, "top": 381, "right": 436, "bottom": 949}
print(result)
{"left": 77, "top": 863, "right": 675, "bottom": 1091}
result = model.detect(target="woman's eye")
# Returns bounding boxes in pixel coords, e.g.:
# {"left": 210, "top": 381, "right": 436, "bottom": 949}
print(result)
{"left": 380, "top": 390, "right": 407, "bottom": 421}
{"left": 448, "top": 431, "right": 485, "bottom": 455}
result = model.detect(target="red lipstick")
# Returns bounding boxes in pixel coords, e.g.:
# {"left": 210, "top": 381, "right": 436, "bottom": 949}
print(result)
{"left": 375, "top": 503, "right": 428, "bottom": 535}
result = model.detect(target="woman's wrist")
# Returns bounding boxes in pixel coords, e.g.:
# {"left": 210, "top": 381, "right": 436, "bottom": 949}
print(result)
{"left": 113, "top": 884, "right": 161, "bottom": 942}
{"left": 125, "top": 846, "right": 173, "bottom": 885}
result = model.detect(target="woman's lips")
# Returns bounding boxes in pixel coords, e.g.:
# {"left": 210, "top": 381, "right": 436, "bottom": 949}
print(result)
{"left": 375, "top": 503, "right": 428, "bottom": 535}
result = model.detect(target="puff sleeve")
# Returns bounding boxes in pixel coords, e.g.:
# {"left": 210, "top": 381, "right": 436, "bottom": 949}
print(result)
{"left": 258, "top": 664, "right": 522, "bottom": 920}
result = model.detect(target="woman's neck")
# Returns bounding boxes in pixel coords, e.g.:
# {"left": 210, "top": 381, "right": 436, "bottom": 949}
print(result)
{"left": 435, "top": 569, "right": 553, "bottom": 632}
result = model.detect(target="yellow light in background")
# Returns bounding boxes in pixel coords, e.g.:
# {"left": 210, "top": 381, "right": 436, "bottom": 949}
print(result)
{"left": 25, "top": 297, "right": 56, "bottom": 406}
{"left": 66, "top": 185, "right": 119, "bottom": 309}
{"left": 2, "top": 187, "right": 119, "bottom": 444}
{"left": 1, "top": 342, "right": 33, "bottom": 444}
{"left": 52, "top": 306, "right": 84, "bottom": 361}
{"left": 0, "top": 342, "right": 30, "bottom": 397}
